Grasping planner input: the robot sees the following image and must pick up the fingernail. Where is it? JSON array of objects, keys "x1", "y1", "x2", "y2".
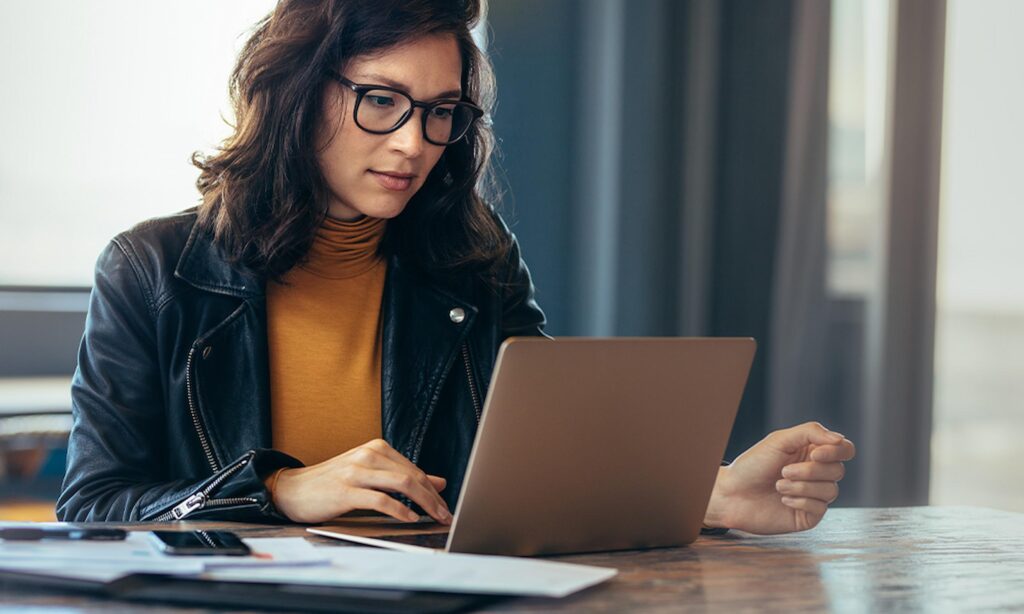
[
  {"x1": 776, "y1": 479, "x2": 789, "y2": 492},
  {"x1": 782, "y1": 466, "x2": 794, "y2": 478},
  {"x1": 781, "y1": 496, "x2": 796, "y2": 505}
]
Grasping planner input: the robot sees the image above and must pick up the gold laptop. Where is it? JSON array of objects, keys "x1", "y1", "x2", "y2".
[{"x1": 311, "y1": 337, "x2": 755, "y2": 557}]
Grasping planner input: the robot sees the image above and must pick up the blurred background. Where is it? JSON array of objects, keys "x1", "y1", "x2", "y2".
[{"x1": 0, "y1": 0, "x2": 1020, "y2": 521}]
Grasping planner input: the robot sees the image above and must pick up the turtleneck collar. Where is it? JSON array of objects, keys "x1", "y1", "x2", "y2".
[{"x1": 300, "y1": 214, "x2": 387, "y2": 279}]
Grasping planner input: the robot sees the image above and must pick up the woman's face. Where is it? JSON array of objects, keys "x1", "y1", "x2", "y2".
[{"x1": 317, "y1": 34, "x2": 463, "y2": 221}]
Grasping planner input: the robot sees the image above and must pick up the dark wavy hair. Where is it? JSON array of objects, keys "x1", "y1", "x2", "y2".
[{"x1": 193, "y1": 0, "x2": 510, "y2": 283}]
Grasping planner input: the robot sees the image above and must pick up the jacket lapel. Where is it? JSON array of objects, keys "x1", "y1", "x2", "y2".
[
  {"x1": 174, "y1": 219, "x2": 263, "y2": 300},
  {"x1": 380, "y1": 254, "x2": 478, "y2": 462},
  {"x1": 174, "y1": 221, "x2": 272, "y2": 468}
]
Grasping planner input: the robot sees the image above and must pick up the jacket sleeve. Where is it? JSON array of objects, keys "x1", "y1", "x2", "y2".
[
  {"x1": 56, "y1": 239, "x2": 300, "y2": 523},
  {"x1": 498, "y1": 230, "x2": 551, "y2": 340}
]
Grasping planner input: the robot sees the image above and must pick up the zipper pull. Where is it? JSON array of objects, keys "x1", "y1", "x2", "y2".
[{"x1": 171, "y1": 492, "x2": 207, "y2": 520}]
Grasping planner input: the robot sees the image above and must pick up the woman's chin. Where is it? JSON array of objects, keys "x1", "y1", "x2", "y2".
[
  {"x1": 361, "y1": 202, "x2": 409, "y2": 220},
  {"x1": 328, "y1": 196, "x2": 410, "y2": 221}
]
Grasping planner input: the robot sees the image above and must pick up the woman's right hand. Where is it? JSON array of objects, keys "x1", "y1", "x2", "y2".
[{"x1": 269, "y1": 439, "x2": 452, "y2": 525}]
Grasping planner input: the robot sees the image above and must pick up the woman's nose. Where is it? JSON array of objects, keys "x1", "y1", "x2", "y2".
[{"x1": 387, "y1": 109, "x2": 429, "y2": 157}]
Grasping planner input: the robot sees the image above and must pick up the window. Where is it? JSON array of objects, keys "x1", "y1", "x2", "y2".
[
  {"x1": 826, "y1": 0, "x2": 891, "y2": 299},
  {"x1": 931, "y1": 0, "x2": 1024, "y2": 512},
  {"x1": 0, "y1": 1, "x2": 277, "y2": 287}
]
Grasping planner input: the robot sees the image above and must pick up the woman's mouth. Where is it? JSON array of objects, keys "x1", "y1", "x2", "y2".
[{"x1": 369, "y1": 170, "x2": 414, "y2": 191}]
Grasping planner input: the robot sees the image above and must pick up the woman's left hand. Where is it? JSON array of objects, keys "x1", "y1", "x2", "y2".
[{"x1": 703, "y1": 422, "x2": 856, "y2": 535}]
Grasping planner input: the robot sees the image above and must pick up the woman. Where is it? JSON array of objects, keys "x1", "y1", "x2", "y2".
[{"x1": 57, "y1": 0, "x2": 854, "y2": 535}]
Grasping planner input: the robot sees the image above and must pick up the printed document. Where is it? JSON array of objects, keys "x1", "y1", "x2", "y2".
[{"x1": 206, "y1": 546, "x2": 617, "y2": 598}]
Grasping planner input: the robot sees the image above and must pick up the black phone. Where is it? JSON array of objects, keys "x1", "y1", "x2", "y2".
[{"x1": 150, "y1": 530, "x2": 251, "y2": 556}]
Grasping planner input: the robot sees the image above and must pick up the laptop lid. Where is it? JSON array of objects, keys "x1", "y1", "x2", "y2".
[{"x1": 445, "y1": 337, "x2": 755, "y2": 556}]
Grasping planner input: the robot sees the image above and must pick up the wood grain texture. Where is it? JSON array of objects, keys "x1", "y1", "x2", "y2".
[{"x1": 1, "y1": 507, "x2": 1022, "y2": 612}]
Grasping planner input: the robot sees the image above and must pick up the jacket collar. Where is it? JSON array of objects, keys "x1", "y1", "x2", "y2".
[
  {"x1": 174, "y1": 219, "x2": 264, "y2": 299},
  {"x1": 173, "y1": 215, "x2": 478, "y2": 308}
]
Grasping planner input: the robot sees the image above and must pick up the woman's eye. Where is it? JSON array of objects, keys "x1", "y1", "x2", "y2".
[
  {"x1": 431, "y1": 106, "x2": 453, "y2": 119},
  {"x1": 367, "y1": 95, "x2": 396, "y2": 107}
]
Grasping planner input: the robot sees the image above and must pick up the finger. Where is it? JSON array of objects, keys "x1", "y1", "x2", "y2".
[
  {"x1": 427, "y1": 475, "x2": 447, "y2": 492},
  {"x1": 357, "y1": 470, "x2": 451, "y2": 523},
  {"x1": 810, "y1": 440, "x2": 856, "y2": 462},
  {"x1": 346, "y1": 488, "x2": 420, "y2": 523},
  {"x1": 775, "y1": 479, "x2": 839, "y2": 503},
  {"x1": 362, "y1": 441, "x2": 449, "y2": 498},
  {"x1": 356, "y1": 470, "x2": 452, "y2": 524},
  {"x1": 781, "y1": 461, "x2": 845, "y2": 482},
  {"x1": 771, "y1": 422, "x2": 845, "y2": 454},
  {"x1": 779, "y1": 496, "x2": 828, "y2": 517},
  {"x1": 349, "y1": 444, "x2": 450, "y2": 514}
]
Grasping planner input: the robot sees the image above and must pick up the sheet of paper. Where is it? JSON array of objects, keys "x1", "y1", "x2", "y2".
[
  {"x1": 205, "y1": 546, "x2": 618, "y2": 598},
  {"x1": 0, "y1": 531, "x2": 173, "y2": 565},
  {"x1": 0, "y1": 533, "x2": 328, "y2": 574},
  {"x1": 208, "y1": 537, "x2": 330, "y2": 568},
  {"x1": 1, "y1": 558, "x2": 204, "y2": 580}
]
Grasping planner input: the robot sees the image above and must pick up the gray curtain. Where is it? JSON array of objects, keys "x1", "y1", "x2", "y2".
[
  {"x1": 766, "y1": 1, "x2": 832, "y2": 434},
  {"x1": 858, "y1": 0, "x2": 947, "y2": 506}
]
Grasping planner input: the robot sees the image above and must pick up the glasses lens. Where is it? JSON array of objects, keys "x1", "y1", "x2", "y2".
[
  {"x1": 425, "y1": 102, "x2": 477, "y2": 145},
  {"x1": 356, "y1": 89, "x2": 412, "y2": 132}
]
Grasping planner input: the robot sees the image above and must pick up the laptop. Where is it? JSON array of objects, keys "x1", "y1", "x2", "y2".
[{"x1": 310, "y1": 337, "x2": 755, "y2": 557}]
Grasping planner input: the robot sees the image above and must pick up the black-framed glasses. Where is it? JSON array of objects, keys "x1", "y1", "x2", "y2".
[{"x1": 328, "y1": 72, "x2": 484, "y2": 146}]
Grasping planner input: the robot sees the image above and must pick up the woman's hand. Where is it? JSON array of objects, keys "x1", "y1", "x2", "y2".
[
  {"x1": 270, "y1": 439, "x2": 452, "y2": 525},
  {"x1": 703, "y1": 422, "x2": 856, "y2": 535}
]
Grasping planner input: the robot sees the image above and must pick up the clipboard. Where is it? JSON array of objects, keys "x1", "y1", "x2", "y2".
[{"x1": 0, "y1": 568, "x2": 503, "y2": 613}]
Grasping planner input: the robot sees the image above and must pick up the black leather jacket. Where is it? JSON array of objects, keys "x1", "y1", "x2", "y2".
[{"x1": 56, "y1": 209, "x2": 546, "y2": 522}]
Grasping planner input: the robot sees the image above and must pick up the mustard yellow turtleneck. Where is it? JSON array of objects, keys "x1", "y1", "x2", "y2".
[{"x1": 266, "y1": 214, "x2": 387, "y2": 467}]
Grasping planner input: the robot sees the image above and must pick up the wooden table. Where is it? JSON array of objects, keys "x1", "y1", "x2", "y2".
[{"x1": 1, "y1": 506, "x2": 1022, "y2": 612}]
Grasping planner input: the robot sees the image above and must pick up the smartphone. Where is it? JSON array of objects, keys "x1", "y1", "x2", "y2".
[{"x1": 150, "y1": 530, "x2": 251, "y2": 556}]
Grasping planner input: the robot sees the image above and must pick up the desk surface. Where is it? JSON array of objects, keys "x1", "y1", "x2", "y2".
[{"x1": 1, "y1": 506, "x2": 1022, "y2": 612}]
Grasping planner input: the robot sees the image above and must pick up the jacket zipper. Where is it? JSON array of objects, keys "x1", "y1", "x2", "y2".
[
  {"x1": 461, "y1": 343, "x2": 482, "y2": 423},
  {"x1": 154, "y1": 451, "x2": 257, "y2": 521},
  {"x1": 186, "y1": 343, "x2": 219, "y2": 473}
]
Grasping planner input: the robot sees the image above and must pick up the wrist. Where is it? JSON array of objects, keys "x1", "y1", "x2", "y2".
[
  {"x1": 270, "y1": 467, "x2": 325, "y2": 523},
  {"x1": 703, "y1": 465, "x2": 732, "y2": 529},
  {"x1": 265, "y1": 468, "x2": 288, "y2": 501},
  {"x1": 263, "y1": 467, "x2": 298, "y2": 521}
]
